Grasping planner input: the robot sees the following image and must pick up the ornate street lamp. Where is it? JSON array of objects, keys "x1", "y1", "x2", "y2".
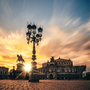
[{"x1": 26, "y1": 23, "x2": 43, "y2": 82}]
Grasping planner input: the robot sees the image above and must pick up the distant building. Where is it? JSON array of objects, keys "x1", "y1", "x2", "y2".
[
  {"x1": 0, "y1": 67, "x2": 8, "y2": 79},
  {"x1": 38, "y1": 56, "x2": 86, "y2": 80}
]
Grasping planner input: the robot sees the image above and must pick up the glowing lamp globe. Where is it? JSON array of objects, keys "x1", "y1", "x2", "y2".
[
  {"x1": 38, "y1": 27, "x2": 43, "y2": 37},
  {"x1": 27, "y1": 24, "x2": 32, "y2": 30},
  {"x1": 36, "y1": 34, "x2": 39, "y2": 39},
  {"x1": 32, "y1": 25, "x2": 36, "y2": 34}
]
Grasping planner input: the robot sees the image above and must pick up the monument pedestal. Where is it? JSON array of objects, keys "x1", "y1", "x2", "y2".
[
  {"x1": 29, "y1": 73, "x2": 39, "y2": 82},
  {"x1": 28, "y1": 61, "x2": 39, "y2": 82}
]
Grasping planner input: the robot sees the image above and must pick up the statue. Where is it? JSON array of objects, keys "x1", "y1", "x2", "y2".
[
  {"x1": 16, "y1": 54, "x2": 25, "y2": 63},
  {"x1": 50, "y1": 56, "x2": 54, "y2": 62}
]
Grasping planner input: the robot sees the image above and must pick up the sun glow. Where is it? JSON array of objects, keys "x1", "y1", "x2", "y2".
[{"x1": 24, "y1": 64, "x2": 31, "y2": 72}]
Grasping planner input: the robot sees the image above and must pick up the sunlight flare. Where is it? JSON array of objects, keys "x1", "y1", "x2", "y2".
[{"x1": 24, "y1": 64, "x2": 31, "y2": 72}]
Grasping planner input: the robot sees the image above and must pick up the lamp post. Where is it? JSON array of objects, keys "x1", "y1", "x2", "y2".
[{"x1": 26, "y1": 23, "x2": 43, "y2": 82}]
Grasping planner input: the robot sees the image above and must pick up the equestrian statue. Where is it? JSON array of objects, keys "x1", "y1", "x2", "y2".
[{"x1": 16, "y1": 54, "x2": 25, "y2": 63}]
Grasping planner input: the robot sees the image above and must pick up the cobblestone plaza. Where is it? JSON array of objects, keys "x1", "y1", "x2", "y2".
[{"x1": 0, "y1": 80, "x2": 90, "y2": 90}]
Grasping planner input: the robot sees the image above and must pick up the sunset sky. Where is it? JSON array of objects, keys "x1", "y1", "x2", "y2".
[{"x1": 0, "y1": 0, "x2": 90, "y2": 71}]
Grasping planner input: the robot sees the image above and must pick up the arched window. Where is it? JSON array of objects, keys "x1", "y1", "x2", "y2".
[
  {"x1": 49, "y1": 69, "x2": 52, "y2": 73},
  {"x1": 50, "y1": 64, "x2": 54, "y2": 66},
  {"x1": 61, "y1": 68, "x2": 64, "y2": 72},
  {"x1": 72, "y1": 68, "x2": 74, "y2": 72},
  {"x1": 68, "y1": 68, "x2": 71, "y2": 72},
  {"x1": 57, "y1": 68, "x2": 60, "y2": 72},
  {"x1": 65, "y1": 68, "x2": 68, "y2": 72}
]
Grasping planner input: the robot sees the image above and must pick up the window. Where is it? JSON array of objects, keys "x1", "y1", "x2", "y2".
[
  {"x1": 64, "y1": 68, "x2": 68, "y2": 72},
  {"x1": 5, "y1": 72, "x2": 7, "y2": 75},
  {"x1": 49, "y1": 69, "x2": 52, "y2": 73},
  {"x1": 74, "y1": 69, "x2": 76, "y2": 72},
  {"x1": 57, "y1": 68, "x2": 60, "y2": 72},
  {"x1": 72, "y1": 68, "x2": 74, "y2": 72},
  {"x1": 61, "y1": 68, "x2": 64, "y2": 73},
  {"x1": 53, "y1": 68, "x2": 55, "y2": 72},
  {"x1": 68, "y1": 68, "x2": 71, "y2": 72}
]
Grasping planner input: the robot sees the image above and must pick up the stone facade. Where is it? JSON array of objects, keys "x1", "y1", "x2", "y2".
[
  {"x1": 38, "y1": 57, "x2": 86, "y2": 80},
  {"x1": 0, "y1": 67, "x2": 8, "y2": 79}
]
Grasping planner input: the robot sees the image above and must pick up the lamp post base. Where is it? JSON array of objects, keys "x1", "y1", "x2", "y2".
[{"x1": 29, "y1": 73, "x2": 39, "y2": 82}]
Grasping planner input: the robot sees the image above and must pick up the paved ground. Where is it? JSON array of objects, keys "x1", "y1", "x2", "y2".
[{"x1": 0, "y1": 80, "x2": 90, "y2": 90}]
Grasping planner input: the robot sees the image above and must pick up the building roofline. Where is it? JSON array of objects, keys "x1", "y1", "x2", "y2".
[
  {"x1": 55, "y1": 58, "x2": 71, "y2": 61},
  {"x1": 0, "y1": 66, "x2": 9, "y2": 69}
]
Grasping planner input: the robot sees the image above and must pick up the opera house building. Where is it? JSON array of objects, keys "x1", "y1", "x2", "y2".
[{"x1": 38, "y1": 56, "x2": 86, "y2": 80}]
